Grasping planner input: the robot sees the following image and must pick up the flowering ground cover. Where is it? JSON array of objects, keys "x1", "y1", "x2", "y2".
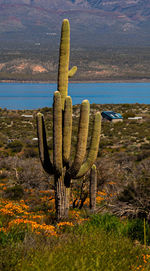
[{"x1": 0, "y1": 177, "x2": 150, "y2": 271}]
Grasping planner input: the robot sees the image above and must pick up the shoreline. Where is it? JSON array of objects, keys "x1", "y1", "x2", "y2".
[{"x1": 1, "y1": 79, "x2": 150, "y2": 84}]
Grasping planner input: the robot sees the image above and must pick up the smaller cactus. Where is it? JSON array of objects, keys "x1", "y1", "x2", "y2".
[{"x1": 90, "y1": 164, "x2": 97, "y2": 212}]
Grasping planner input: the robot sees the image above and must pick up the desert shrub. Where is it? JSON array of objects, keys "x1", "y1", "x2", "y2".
[
  {"x1": 17, "y1": 158, "x2": 50, "y2": 190},
  {"x1": 136, "y1": 150, "x2": 150, "y2": 161},
  {"x1": 108, "y1": 158, "x2": 150, "y2": 220},
  {"x1": 4, "y1": 185, "x2": 24, "y2": 200},
  {"x1": 125, "y1": 218, "x2": 150, "y2": 244},
  {"x1": 0, "y1": 141, "x2": 3, "y2": 148},
  {"x1": 0, "y1": 132, "x2": 8, "y2": 145},
  {"x1": 25, "y1": 140, "x2": 38, "y2": 148},
  {"x1": 0, "y1": 157, "x2": 51, "y2": 190},
  {"x1": 0, "y1": 150, "x2": 9, "y2": 158},
  {"x1": 140, "y1": 143, "x2": 150, "y2": 150},
  {"x1": 110, "y1": 182, "x2": 150, "y2": 219},
  {"x1": 0, "y1": 171, "x2": 8, "y2": 180},
  {"x1": 118, "y1": 183, "x2": 138, "y2": 203},
  {"x1": 40, "y1": 107, "x2": 52, "y2": 114},
  {"x1": 99, "y1": 138, "x2": 113, "y2": 149},
  {"x1": 7, "y1": 140, "x2": 23, "y2": 153},
  {"x1": 122, "y1": 111, "x2": 135, "y2": 119},
  {"x1": 23, "y1": 148, "x2": 38, "y2": 158}
]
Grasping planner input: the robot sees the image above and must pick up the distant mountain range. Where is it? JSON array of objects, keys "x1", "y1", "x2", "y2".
[{"x1": 1, "y1": 0, "x2": 150, "y2": 49}]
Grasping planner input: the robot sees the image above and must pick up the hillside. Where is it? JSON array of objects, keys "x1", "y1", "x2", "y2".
[
  {"x1": 1, "y1": 0, "x2": 150, "y2": 48},
  {"x1": 1, "y1": 47, "x2": 150, "y2": 82}
]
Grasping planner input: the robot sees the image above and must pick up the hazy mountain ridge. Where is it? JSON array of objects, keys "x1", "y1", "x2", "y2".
[{"x1": 0, "y1": 0, "x2": 150, "y2": 48}]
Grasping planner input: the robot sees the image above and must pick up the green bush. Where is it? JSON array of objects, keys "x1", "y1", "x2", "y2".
[
  {"x1": 7, "y1": 140, "x2": 23, "y2": 153},
  {"x1": 83, "y1": 214, "x2": 150, "y2": 245},
  {"x1": 86, "y1": 213, "x2": 125, "y2": 235},
  {"x1": 125, "y1": 218, "x2": 150, "y2": 244}
]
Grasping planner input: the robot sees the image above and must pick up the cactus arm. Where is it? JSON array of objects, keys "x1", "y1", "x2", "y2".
[
  {"x1": 37, "y1": 113, "x2": 53, "y2": 174},
  {"x1": 63, "y1": 96, "x2": 72, "y2": 167},
  {"x1": 53, "y1": 91, "x2": 63, "y2": 175},
  {"x1": 75, "y1": 112, "x2": 101, "y2": 179},
  {"x1": 65, "y1": 100, "x2": 90, "y2": 179},
  {"x1": 57, "y1": 19, "x2": 70, "y2": 110},
  {"x1": 68, "y1": 66, "x2": 77, "y2": 78}
]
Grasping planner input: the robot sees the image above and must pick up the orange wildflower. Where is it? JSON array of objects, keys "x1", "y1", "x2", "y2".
[
  {"x1": 57, "y1": 221, "x2": 74, "y2": 227},
  {"x1": 7, "y1": 219, "x2": 57, "y2": 237}
]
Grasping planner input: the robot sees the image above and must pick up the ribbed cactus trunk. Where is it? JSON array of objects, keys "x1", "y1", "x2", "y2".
[
  {"x1": 37, "y1": 19, "x2": 101, "y2": 220},
  {"x1": 55, "y1": 176, "x2": 69, "y2": 219}
]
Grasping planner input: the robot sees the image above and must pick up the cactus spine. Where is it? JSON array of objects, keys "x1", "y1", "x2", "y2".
[{"x1": 37, "y1": 19, "x2": 101, "y2": 220}]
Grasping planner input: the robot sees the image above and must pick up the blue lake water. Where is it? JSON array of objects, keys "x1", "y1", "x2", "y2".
[{"x1": 0, "y1": 82, "x2": 150, "y2": 109}]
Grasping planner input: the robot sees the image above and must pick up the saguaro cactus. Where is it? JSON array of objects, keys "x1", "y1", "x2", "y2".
[{"x1": 37, "y1": 19, "x2": 101, "y2": 220}]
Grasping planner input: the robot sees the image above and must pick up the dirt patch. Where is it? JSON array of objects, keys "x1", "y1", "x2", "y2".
[
  {"x1": 16, "y1": 63, "x2": 28, "y2": 71},
  {"x1": 32, "y1": 65, "x2": 47, "y2": 73},
  {"x1": 0, "y1": 63, "x2": 5, "y2": 70}
]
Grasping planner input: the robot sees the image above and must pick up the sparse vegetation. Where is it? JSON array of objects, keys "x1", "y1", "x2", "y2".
[{"x1": 1, "y1": 103, "x2": 150, "y2": 269}]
